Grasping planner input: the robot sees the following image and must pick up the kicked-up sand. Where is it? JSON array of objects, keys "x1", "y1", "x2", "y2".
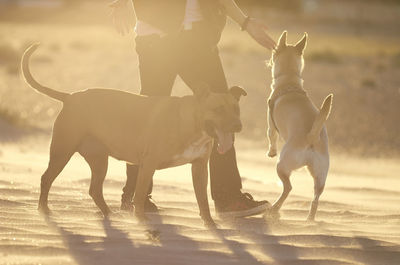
[{"x1": 0, "y1": 141, "x2": 399, "y2": 265}]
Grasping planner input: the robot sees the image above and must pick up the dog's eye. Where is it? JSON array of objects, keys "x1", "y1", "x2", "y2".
[{"x1": 213, "y1": 106, "x2": 225, "y2": 115}]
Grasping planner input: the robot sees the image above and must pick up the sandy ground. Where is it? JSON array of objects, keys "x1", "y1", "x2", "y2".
[
  {"x1": 0, "y1": 140, "x2": 399, "y2": 265},
  {"x1": 1, "y1": 2, "x2": 400, "y2": 264}
]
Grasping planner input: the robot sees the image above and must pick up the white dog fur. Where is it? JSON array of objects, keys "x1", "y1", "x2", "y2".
[{"x1": 267, "y1": 31, "x2": 333, "y2": 221}]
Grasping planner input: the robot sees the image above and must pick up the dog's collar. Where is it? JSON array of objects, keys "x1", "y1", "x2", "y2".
[
  {"x1": 273, "y1": 71, "x2": 302, "y2": 80},
  {"x1": 268, "y1": 74, "x2": 307, "y2": 133},
  {"x1": 271, "y1": 73, "x2": 303, "y2": 91}
]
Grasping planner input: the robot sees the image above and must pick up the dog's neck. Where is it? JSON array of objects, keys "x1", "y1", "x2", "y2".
[
  {"x1": 177, "y1": 98, "x2": 210, "y2": 146},
  {"x1": 271, "y1": 72, "x2": 304, "y2": 92}
]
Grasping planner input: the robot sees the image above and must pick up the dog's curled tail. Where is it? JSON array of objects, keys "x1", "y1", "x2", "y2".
[
  {"x1": 307, "y1": 94, "x2": 333, "y2": 146},
  {"x1": 21, "y1": 43, "x2": 69, "y2": 102}
]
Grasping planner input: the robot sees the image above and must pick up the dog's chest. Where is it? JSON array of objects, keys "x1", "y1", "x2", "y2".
[{"x1": 160, "y1": 133, "x2": 212, "y2": 168}]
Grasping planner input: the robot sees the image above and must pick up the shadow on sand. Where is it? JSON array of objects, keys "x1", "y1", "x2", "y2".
[
  {"x1": 44, "y1": 212, "x2": 264, "y2": 265},
  {"x1": 44, "y1": 211, "x2": 399, "y2": 265}
]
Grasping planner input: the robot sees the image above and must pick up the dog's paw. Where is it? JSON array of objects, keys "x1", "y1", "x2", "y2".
[
  {"x1": 306, "y1": 215, "x2": 316, "y2": 222},
  {"x1": 120, "y1": 201, "x2": 134, "y2": 212},
  {"x1": 38, "y1": 205, "x2": 52, "y2": 216},
  {"x1": 135, "y1": 211, "x2": 149, "y2": 224},
  {"x1": 264, "y1": 208, "x2": 281, "y2": 221},
  {"x1": 203, "y1": 218, "x2": 218, "y2": 229},
  {"x1": 267, "y1": 148, "x2": 277, "y2": 158},
  {"x1": 110, "y1": 211, "x2": 125, "y2": 219}
]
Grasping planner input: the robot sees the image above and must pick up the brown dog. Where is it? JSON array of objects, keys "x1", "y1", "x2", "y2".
[{"x1": 21, "y1": 44, "x2": 246, "y2": 227}]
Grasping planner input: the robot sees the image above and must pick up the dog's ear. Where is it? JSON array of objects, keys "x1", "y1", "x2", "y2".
[
  {"x1": 229, "y1": 86, "x2": 247, "y2": 101},
  {"x1": 295, "y1": 32, "x2": 307, "y2": 54},
  {"x1": 192, "y1": 82, "x2": 211, "y2": 101},
  {"x1": 277, "y1": 31, "x2": 287, "y2": 50}
]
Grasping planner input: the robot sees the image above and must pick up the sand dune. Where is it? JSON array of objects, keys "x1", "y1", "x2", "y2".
[{"x1": 1, "y1": 143, "x2": 399, "y2": 265}]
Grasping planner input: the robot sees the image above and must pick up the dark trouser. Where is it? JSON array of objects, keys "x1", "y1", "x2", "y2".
[{"x1": 122, "y1": 24, "x2": 242, "y2": 205}]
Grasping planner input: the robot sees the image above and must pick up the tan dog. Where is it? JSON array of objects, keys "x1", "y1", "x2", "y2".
[
  {"x1": 21, "y1": 44, "x2": 247, "y2": 227},
  {"x1": 267, "y1": 32, "x2": 333, "y2": 221}
]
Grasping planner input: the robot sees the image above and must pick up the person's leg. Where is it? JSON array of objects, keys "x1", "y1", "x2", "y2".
[
  {"x1": 122, "y1": 35, "x2": 178, "y2": 210},
  {"x1": 178, "y1": 27, "x2": 270, "y2": 217},
  {"x1": 177, "y1": 29, "x2": 243, "y2": 203}
]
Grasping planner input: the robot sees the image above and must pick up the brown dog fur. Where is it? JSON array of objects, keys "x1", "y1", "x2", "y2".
[{"x1": 21, "y1": 44, "x2": 246, "y2": 227}]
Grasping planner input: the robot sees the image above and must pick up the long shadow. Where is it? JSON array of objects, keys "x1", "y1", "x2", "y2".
[
  {"x1": 349, "y1": 236, "x2": 400, "y2": 265},
  {"x1": 224, "y1": 215, "x2": 400, "y2": 265},
  {"x1": 45, "y1": 215, "x2": 147, "y2": 265},
  {"x1": 211, "y1": 226, "x2": 267, "y2": 265},
  {"x1": 44, "y1": 212, "x2": 255, "y2": 265},
  {"x1": 214, "y1": 216, "x2": 301, "y2": 264}
]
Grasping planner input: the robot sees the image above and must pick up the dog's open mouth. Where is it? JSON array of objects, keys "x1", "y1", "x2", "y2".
[{"x1": 205, "y1": 121, "x2": 233, "y2": 154}]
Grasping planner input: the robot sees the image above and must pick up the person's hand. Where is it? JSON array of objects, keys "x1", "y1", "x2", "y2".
[
  {"x1": 245, "y1": 18, "x2": 276, "y2": 50},
  {"x1": 109, "y1": 0, "x2": 133, "y2": 36}
]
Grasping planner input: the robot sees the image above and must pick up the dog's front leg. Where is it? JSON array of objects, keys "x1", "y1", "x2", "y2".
[
  {"x1": 267, "y1": 111, "x2": 278, "y2": 158},
  {"x1": 191, "y1": 158, "x2": 215, "y2": 228},
  {"x1": 132, "y1": 161, "x2": 156, "y2": 222}
]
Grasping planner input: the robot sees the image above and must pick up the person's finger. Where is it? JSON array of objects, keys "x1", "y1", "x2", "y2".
[
  {"x1": 116, "y1": 16, "x2": 126, "y2": 36},
  {"x1": 115, "y1": 19, "x2": 123, "y2": 35},
  {"x1": 124, "y1": 20, "x2": 131, "y2": 35},
  {"x1": 122, "y1": 20, "x2": 130, "y2": 35},
  {"x1": 254, "y1": 21, "x2": 275, "y2": 46},
  {"x1": 258, "y1": 35, "x2": 275, "y2": 50},
  {"x1": 122, "y1": 24, "x2": 128, "y2": 36},
  {"x1": 252, "y1": 32, "x2": 271, "y2": 48},
  {"x1": 119, "y1": 19, "x2": 125, "y2": 35},
  {"x1": 119, "y1": 22, "x2": 125, "y2": 36},
  {"x1": 266, "y1": 35, "x2": 276, "y2": 47},
  {"x1": 121, "y1": 24, "x2": 126, "y2": 36},
  {"x1": 265, "y1": 37, "x2": 276, "y2": 50},
  {"x1": 112, "y1": 16, "x2": 120, "y2": 34},
  {"x1": 258, "y1": 31, "x2": 276, "y2": 48},
  {"x1": 112, "y1": 16, "x2": 117, "y2": 32}
]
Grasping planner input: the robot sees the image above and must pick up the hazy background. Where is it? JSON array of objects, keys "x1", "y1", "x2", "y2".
[
  {"x1": 0, "y1": 0, "x2": 399, "y2": 157},
  {"x1": 1, "y1": 2, "x2": 400, "y2": 264}
]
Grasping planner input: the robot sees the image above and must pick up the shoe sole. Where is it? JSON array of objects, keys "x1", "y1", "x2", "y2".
[{"x1": 216, "y1": 202, "x2": 272, "y2": 219}]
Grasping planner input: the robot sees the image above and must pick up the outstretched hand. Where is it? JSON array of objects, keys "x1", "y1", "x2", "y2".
[
  {"x1": 245, "y1": 18, "x2": 276, "y2": 50},
  {"x1": 109, "y1": 0, "x2": 133, "y2": 36}
]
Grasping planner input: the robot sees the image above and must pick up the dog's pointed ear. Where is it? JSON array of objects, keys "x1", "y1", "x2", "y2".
[
  {"x1": 277, "y1": 31, "x2": 287, "y2": 50},
  {"x1": 295, "y1": 32, "x2": 307, "y2": 54},
  {"x1": 192, "y1": 82, "x2": 211, "y2": 101},
  {"x1": 229, "y1": 86, "x2": 247, "y2": 101}
]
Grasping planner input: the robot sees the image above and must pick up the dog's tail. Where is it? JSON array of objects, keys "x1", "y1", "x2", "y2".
[
  {"x1": 307, "y1": 94, "x2": 333, "y2": 146},
  {"x1": 21, "y1": 43, "x2": 69, "y2": 102}
]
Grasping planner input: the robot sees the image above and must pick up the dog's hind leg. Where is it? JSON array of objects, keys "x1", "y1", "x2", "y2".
[
  {"x1": 85, "y1": 154, "x2": 110, "y2": 217},
  {"x1": 271, "y1": 161, "x2": 293, "y2": 213},
  {"x1": 306, "y1": 159, "x2": 328, "y2": 221},
  {"x1": 38, "y1": 122, "x2": 78, "y2": 214},
  {"x1": 39, "y1": 154, "x2": 73, "y2": 214},
  {"x1": 79, "y1": 138, "x2": 110, "y2": 217}
]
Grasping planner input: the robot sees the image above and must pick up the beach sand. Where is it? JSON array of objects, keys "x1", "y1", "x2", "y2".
[
  {"x1": 1, "y1": 2, "x2": 400, "y2": 263},
  {"x1": 1, "y1": 141, "x2": 399, "y2": 265}
]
